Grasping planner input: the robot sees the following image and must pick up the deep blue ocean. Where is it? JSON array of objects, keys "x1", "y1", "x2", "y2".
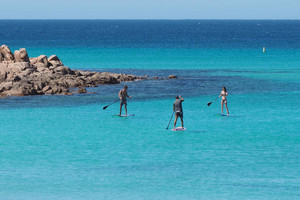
[{"x1": 0, "y1": 20, "x2": 299, "y2": 199}]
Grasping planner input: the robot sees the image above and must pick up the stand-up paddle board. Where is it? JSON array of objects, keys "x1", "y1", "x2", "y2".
[
  {"x1": 171, "y1": 127, "x2": 186, "y2": 131},
  {"x1": 113, "y1": 114, "x2": 135, "y2": 117},
  {"x1": 216, "y1": 114, "x2": 233, "y2": 117}
]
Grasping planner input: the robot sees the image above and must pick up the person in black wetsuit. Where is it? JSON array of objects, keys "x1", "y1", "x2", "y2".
[{"x1": 173, "y1": 95, "x2": 184, "y2": 129}]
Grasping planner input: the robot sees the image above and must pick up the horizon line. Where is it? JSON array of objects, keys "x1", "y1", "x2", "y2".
[{"x1": 0, "y1": 18, "x2": 300, "y2": 21}]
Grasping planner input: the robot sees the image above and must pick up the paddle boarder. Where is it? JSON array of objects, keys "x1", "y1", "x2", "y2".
[
  {"x1": 219, "y1": 86, "x2": 230, "y2": 115},
  {"x1": 173, "y1": 95, "x2": 184, "y2": 129},
  {"x1": 119, "y1": 85, "x2": 132, "y2": 116}
]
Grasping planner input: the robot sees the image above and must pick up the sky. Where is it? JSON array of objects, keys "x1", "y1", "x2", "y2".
[{"x1": 0, "y1": 0, "x2": 299, "y2": 19}]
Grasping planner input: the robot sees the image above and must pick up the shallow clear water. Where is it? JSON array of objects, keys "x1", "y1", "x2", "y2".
[{"x1": 0, "y1": 20, "x2": 299, "y2": 199}]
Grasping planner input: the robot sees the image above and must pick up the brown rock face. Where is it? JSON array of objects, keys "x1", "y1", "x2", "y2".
[
  {"x1": 54, "y1": 66, "x2": 73, "y2": 75},
  {"x1": 0, "y1": 45, "x2": 14, "y2": 62},
  {"x1": 48, "y1": 55, "x2": 63, "y2": 67},
  {"x1": 168, "y1": 75, "x2": 178, "y2": 79},
  {"x1": 0, "y1": 52, "x2": 4, "y2": 62},
  {"x1": 20, "y1": 48, "x2": 30, "y2": 63},
  {"x1": 77, "y1": 87, "x2": 87, "y2": 93},
  {"x1": 14, "y1": 48, "x2": 30, "y2": 63},
  {"x1": 0, "y1": 45, "x2": 151, "y2": 98},
  {"x1": 36, "y1": 55, "x2": 49, "y2": 66},
  {"x1": 14, "y1": 50, "x2": 21, "y2": 62}
]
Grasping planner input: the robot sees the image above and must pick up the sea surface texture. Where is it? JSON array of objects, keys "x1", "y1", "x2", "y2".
[{"x1": 0, "y1": 20, "x2": 299, "y2": 199}]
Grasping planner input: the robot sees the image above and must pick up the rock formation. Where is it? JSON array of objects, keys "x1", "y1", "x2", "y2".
[
  {"x1": 0, "y1": 45, "x2": 146, "y2": 97},
  {"x1": 168, "y1": 75, "x2": 178, "y2": 79},
  {"x1": 14, "y1": 48, "x2": 30, "y2": 63},
  {"x1": 1, "y1": 45, "x2": 14, "y2": 62}
]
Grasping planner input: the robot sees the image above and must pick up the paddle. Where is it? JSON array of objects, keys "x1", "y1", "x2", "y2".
[
  {"x1": 103, "y1": 99, "x2": 120, "y2": 110},
  {"x1": 207, "y1": 96, "x2": 219, "y2": 106},
  {"x1": 166, "y1": 112, "x2": 174, "y2": 129}
]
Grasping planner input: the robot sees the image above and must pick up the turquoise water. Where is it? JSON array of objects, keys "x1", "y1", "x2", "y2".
[
  {"x1": 1, "y1": 20, "x2": 300, "y2": 199},
  {"x1": 21, "y1": 47, "x2": 300, "y2": 83},
  {"x1": 1, "y1": 94, "x2": 299, "y2": 199},
  {"x1": 18, "y1": 47, "x2": 300, "y2": 71}
]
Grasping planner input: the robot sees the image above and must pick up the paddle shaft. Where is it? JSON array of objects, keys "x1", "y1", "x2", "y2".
[
  {"x1": 103, "y1": 99, "x2": 120, "y2": 110},
  {"x1": 212, "y1": 96, "x2": 219, "y2": 103},
  {"x1": 207, "y1": 96, "x2": 219, "y2": 106},
  {"x1": 166, "y1": 112, "x2": 174, "y2": 129}
]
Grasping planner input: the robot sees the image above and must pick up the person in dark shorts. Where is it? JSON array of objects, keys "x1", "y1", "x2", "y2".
[
  {"x1": 118, "y1": 85, "x2": 132, "y2": 116},
  {"x1": 173, "y1": 95, "x2": 184, "y2": 129}
]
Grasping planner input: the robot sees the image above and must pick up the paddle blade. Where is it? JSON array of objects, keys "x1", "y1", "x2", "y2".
[
  {"x1": 207, "y1": 102, "x2": 212, "y2": 106},
  {"x1": 103, "y1": 105, "x2": 109, "y2": 110}
]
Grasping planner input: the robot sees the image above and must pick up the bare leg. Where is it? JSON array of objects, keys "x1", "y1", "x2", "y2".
[
  {"x1": 221, "y1": 100, "x2": 224, "y2": 115},
  {"x1": 173, "y1": 115, "x2": 178, "y2": 129},
  {"x1": 181, "y1": 118, "x2": 184, "y2": 128},
  {"x1": 225, "y1": 101, "x2": 229, "y2": 115}
]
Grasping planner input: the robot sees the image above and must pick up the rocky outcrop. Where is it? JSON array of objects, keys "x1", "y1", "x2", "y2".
[
  {"x1": 168, "y1": 75, "x2": 178, "y2": 79},
  {"x1": 0, "y1": 45, "x2": 14, "y2": 62},
  {"x1": 0, "y1": 45, "x2": 147, "y2": 97},
  {"x1": 14, "y1": 48, "x2": 30, "y2": 63},
  {"x1": 77, "y1": 87, "x2": 87, "y2": 93},
  {"x1": 48, "y1": 55, "x2": 63, "y2": 68}
]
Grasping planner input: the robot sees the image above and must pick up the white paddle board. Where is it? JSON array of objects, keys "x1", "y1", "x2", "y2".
[
  {"x1": 171, "y1": 127, "x2": 186, "y2": 131},
  {"x1": 216, "y1": 114, "x2": 233, "y2": 117},
  {"x1": 113, "y1": 114, "x2": 135, "y2": 117}
]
